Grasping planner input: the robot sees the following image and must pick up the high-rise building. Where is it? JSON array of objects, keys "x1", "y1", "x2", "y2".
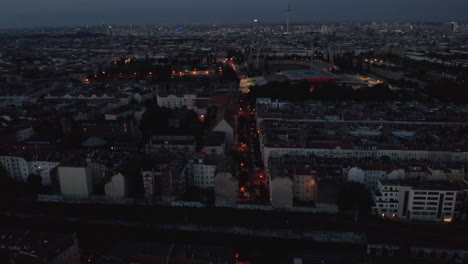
[
  {"x1": 253, "y1": 19, "x2": 260, "y2": 34},
  {"x1": 450, "y1": 22, "x2": 459, "y2": 32}
]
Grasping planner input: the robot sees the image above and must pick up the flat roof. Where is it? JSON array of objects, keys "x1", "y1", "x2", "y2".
[
  {"x1": 380, "y1": 179, "x2": 467, "y2": 191},
  {"x1": 283, "y1": 70, "x2": 337, "y2": 81}
]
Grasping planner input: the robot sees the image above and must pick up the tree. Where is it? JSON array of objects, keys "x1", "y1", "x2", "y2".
[
  {"x1": 0, "y1": 163, "x2": 8, "y2": 180},
  {"x1": 220, "y1": 65, "x2": 239, "y2": 82},
  {"x1": 184, "y1": 186, "x2": 202, "y2": 201},
  {"x1": 0, "y1": 164, "x2": 13, "y2": 192},
  {"x1": 427, "y1": 78, "x2": 468, "y2": 104},
  {"x1": 139, "y1": 106, "x2": 171, "y2": 133},
  {"x1": 140, "y1": 106, "x2": 205, "y2": 149},
  {"x1": 27, "y1": 173, "x2": 43, "y2": 197},
  {"x1": 204, "y1": 105, "x2": 220, "y2": 128},
  {"x1": 0, "y1": 164, "x2": 15, "y2": 206},
  {"x1": 337, "y1": 182, "x2": 372, "y2": 220}
]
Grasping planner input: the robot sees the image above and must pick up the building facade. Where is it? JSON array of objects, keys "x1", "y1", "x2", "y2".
[
  {"x1": 58, "y1": 166, "x2": 94, "y2": 198},
  {"x1": 0, "y1": 154, "x2": 59, "y2": 184},
  {"x1": 157, "y1": 93, "x2": 196, "y2": 109},
  {"x1": 144, "y1": 135, "x2": 196, "y2": 154},
  {"x1": 372, "y1": 179, "x2": 468, "y2": 222}
]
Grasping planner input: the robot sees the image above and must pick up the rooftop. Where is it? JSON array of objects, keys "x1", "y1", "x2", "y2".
[
  {"x1": 147, "y1": 135, "x2": 195, "y2": 145},
  {"x1": 283, "y1": 69, "x2": 337, "y2": 81},
  {"x1": 204, "y1": 131, "x2": 226, "y2": 147},
  {"x1": 379, "y1": 179, "x2": 468, "y2": 191}
]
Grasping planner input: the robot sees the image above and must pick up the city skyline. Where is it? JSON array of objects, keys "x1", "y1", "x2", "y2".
[
  {"x1": 1, "y1": 0, "x2": 468, "y2": 28},
  {"x1": 1, "y1": 1, "x2": 468, "y2": 262}
]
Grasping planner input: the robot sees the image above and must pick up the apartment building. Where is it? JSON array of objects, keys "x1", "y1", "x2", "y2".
[
  {"x1": 372, "y1": 179, "x2": 468, "y2": 222},
  {"x1": 144, "y1": 135, "x2": 196, "y2": 154},
  {"x1": 185, "y1": 154, "x2": 219, "y2": 189},
  {"x1": 0, "y1": 153, "x2": 60, "y2": 184},
  {"x1": 157, "y1": 93, "x2": 196, "y2": 109}
]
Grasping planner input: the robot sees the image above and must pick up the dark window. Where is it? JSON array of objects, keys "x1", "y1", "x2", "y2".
[
  {"x1": 403, "y1": 191, "x2": 409, "y2": 216},
  {"x1": 437, "y1": 193, "x2": 445, "y2": 219}
]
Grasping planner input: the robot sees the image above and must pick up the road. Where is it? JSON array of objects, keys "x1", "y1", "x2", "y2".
[{"x1": 237, "y1": 93, "x2": 267, "y2": 204}]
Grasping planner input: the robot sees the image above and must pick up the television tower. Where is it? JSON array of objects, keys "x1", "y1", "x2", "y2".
[{"x1": 286, "y1": 0, "x2": 292, "y2": 34}]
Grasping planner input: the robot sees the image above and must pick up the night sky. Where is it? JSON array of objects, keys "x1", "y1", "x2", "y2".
[{"x1": 1, "y1": 0, "x2": 467, "y2": 27}]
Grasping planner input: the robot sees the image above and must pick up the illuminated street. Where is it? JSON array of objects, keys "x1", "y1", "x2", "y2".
[{"x1": 237, "y1": 91, "x2": 268, "y2": 205}]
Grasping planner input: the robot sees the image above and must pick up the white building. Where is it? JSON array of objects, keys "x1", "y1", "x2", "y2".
[
  {"x1": 372, "y1": 179, "x2": 468, "y2": 222},
  {"x1": 157, "y1": 93, "x2": 196, "y2": 109},
  {"x1": 260, "y1": 144, "x2": 468, "y2": 173},
  {"x1": 450, "y1": 22, "x2": 459, "y2": 32},
  {"x1": 28, "y1": 159, "x2": 60, "y2": 185},
  {"x1": 215, "y1": 172, "x2": 238, "y2": 207},
  {"x1": 320, "y1": 24, "x2": 335, "y2": 34},
  {"x1": 269, "y1": 165, "x2": 318, "y2": 207},
  {"x1": 204, "y1": 131, "x2": 226, "y2": 156},
  {"x1": 212, "y1": 119, "x2": 234, "y2": 148},
  {"x1": 104, "y1": 172, "x2": 126, "y2": 199},
  {"x1": 192, "y1": 163, "x2": 216, "y2": 189},
  {"x1": 346, "y1": 167, "x2": 403, "y2": 190},
  {"x1": 185, "y1": 155, "x2": 218, "y2": 189},
  {"x1": 270, "y1": 176, "x2": 294, "y2": 209},
  {"x1": 293, "y1": 169, "x2": 318, "y2": 202},
  {"x1": 0, "y1": 156, "x2": 29, "y2": 182},
  {"x1": 86, "y1": 160, "x2": 106, "y2": 185},
  {"x1": 256, "y1": 98, "x2": 290, "y2": 110},
  {"x1": 144, "y1": 135, "x2": 196, "y2": 154},
  {"x1": 0, "y1": 154, "x2": 60, "y2": 184},
  {"x1": 142, "y1": 170, "x2": 155, "y2": 201},
  {"x1": 58, "y1": 165, "x2": 94, "y2": 198}
]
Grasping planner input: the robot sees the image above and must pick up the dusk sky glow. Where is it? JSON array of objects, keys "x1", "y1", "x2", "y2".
[{"x1": 1, "y1": 0, "x2": 468, "y2": 27}]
